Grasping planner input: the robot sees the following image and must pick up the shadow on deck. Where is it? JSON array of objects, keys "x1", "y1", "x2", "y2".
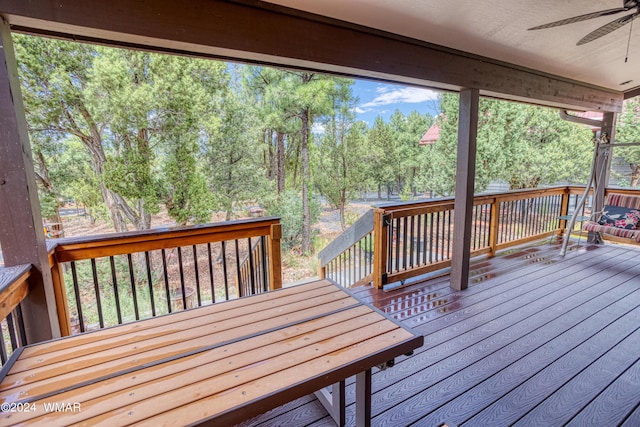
[{"x1": 237, "y1": 240, "x2": 640, "y2": 426}]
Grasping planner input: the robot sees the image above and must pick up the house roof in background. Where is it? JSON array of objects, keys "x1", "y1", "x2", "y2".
[{"x1": 420, "y1": 123, "x2": 440, "y2": 145}]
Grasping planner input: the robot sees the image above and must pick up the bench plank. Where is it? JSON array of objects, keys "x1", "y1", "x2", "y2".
[
  {"x1": 19, "y1": 279, "x2": 334, "y2": 358},
  {"x1": 13, "y1": 283, "x2": 345, "y2": 367}
]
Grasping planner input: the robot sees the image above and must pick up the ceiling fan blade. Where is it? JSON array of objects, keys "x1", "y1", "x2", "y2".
[
  {"x1": 577, "y1": 13, "x2": 638, "y2": 45},
  {"x1": 528, "y1": 8, "x2": 628, "y2": 30}
]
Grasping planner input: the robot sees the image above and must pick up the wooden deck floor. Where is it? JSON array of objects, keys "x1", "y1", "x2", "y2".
[{"x1": 237, "y1": 241, "x2": 640, "y2": 426}]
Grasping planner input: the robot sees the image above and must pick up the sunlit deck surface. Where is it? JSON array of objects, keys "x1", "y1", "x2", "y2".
[{"x1": 237, "y1": 240, "x2": 640, "y2": 426}]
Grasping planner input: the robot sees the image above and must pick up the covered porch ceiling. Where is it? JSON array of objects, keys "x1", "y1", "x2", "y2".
[
  {"x1": 267, "y1": 0, "x2": 640, "y2": 100},
  {"x1": 0, "y1": 0, "x2": 631, "y2": 112}
]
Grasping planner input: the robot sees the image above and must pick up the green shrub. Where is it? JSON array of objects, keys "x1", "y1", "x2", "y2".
[{"x1": 264, "y1": 190, "x2": 321, "y2": 251}]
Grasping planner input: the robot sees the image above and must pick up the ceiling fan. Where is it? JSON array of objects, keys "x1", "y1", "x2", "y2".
[{"x1": 528, "y1": 0, "x2": 640, "y2": 45}]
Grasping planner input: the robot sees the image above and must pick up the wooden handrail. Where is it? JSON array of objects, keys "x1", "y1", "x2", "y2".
[
  {"x1": 53, "y1": 217, "x2": 280, "y2": 262},
  {"x1": 0, "y1": 264, "x2": 30, "y2": 322},
  {"x1": 318, "y1": 209, "x2": 374, "y2": 269},
  {"x1": 48, "y1": 217, "x2": 283, "y2": 336}
]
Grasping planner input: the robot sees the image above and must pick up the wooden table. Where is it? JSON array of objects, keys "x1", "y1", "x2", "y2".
[{"x1": 0, "y1": 279, "x2": 423, "y2": 426}]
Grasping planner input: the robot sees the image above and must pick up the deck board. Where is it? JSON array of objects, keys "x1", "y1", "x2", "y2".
[{"x1": 237, "y1": 241, "x2": 640, "y2": 426}]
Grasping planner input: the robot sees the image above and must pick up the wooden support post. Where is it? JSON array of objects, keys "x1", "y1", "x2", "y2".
[
  {"x1": 268, "y1": 223, "x2": 282, "y2": 290},
  {"x1": 487, "y1": 198, "x2": 499, "y2": 257},
  {"x1": 559, "y1": 190, "x2": 570, "y2": 237},
  {"x1": 0, "y1": 18, "x2": 60, "y2": 341},
  {"x1": 450, "y1": 88, "x2": 479, "y2": 291},
  {"x1": 372, "y1": 209, "x2": 388, "y2": 289},
  {"x1": 50, "y1": 253, "x2": 72, "y2": 336},
  {"x1": 318, "y1": 260, "x2": 326, "y2": 279}
]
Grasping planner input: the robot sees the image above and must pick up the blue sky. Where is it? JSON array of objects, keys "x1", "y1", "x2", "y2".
[{"x1": 351, "y1": 79, "x2": 441, "y2": 125}]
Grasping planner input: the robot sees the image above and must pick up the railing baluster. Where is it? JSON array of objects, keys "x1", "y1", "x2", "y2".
[
  {"x1": 447, "y1": 209, "x2": 452, "y2": 259},
  {"x1": 161, "y1": 249, "x2": 172, "y2": 313},
  {"x1": 110, "y1": 256, "x2": 123, "y2": 323},
  {"x1": 127, "y1": 254, "x2": 140, "y2": 320},
  {"x1": 477, "y1": 204, "x2": 482, "y2": 248},
  {"x1": 472, "y1": 205, "x2": 478, "y2": 250},
  {"x1": 409, "y1": 215, "x2": 415, "y2": 269},
  {"x1": 0, "y1": 326, "x2": 7, "y2": 365},
  {"x1": 415, "y1": 214, "x2": 422, "y2": 267},
  {"x1": 428, "y1": 212, "x2": 434, "y2": 263},
  {"x1": 207, "y1": 243, "x2": 216, "y2": 303},
  {"x1": 394, "y1": 218, "x2": 400, "y2": 273},
  {"x1": 15, "y1": 304, "x2": 27, "y2": 346},
  {"x1": 387, "y1": 219, "x2": 393, "y2": 274},
  {"x1": 248, "y1": 238, "x2": 256, "y2": 295},
  {"x1": 261, "y1": 236, "x2": 268, "y2": 292},
  {"x1": 402, "y1": 216, "x2": 408, "y2": 271},
  {"x1": 221, "y1": 241, "x2": 230, "y2": 300},
  {"x1": 485, "y1": 203, "x2": 491, "y2": 247},
  {"x1": 90, "y1": 259, "x2": 104, "y2": 329},
  {"x1": 192, "y1": 245, "x2": 201, "y2": 306},
  {"x1": 176, "y1": 247, "x2": 186, "y2": 310},
  {"x1": 507, "y1": 201, "x2": 514, "y2": 242},
  {"x1": 358, "y1": 239, "x2": 363, "y2": 281},
  {"x1": 352, "y1": 245, "x2": 356, "y2": 285},
  {"x1": 145, "y1": 251, "x2": 156, "y2": 317},
  {"x1": 234, "y1": 240, "x2": 242, "y2": 297},
  {"x1": 422, "y1": 213, "x2": 428, "y2": 265},
  {"x1": 483, "y1": 203, "x2": 488, "y2": 247},
  {"x1": 6, "y1": 312, "x2": 18, "y2": 351},
  {"x1": 533, "y1": 197, "x2": 541, "y2": 235},
  {"x1": 528, "y1": 198, "x2": 534, "y2": 237},
  {"x1": 351, "y1": 246, "x2": 355, "y2": 286},
  {"x1": 70, "y1": 261, "x2": 85, "y2": 333}
]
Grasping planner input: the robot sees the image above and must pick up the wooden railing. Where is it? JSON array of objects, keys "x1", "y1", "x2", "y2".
[
  {"x1": 0, "y1": 264, "x2": 30, "y2": 367},
  {"x1": 318, "y1": 209, "x2": 374, "y2": 287},
  {"x1": 320, "y1": 186, "x2": 604, "y2": 289},
  {"x1": 47, "y1": 217, "x2": 282, "y2": 336},
  {"x1": 237, "y1": 236, "x2": 269, "y2": 297}
]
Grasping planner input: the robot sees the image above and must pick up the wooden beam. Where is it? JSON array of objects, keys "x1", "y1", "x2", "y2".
[
  {"x1": 624, "y1": 86, "x2": 640, "y2": 100},
  {"x1": 0, "y1": 0, "x2": 623, "y2": 112},
  {"x1": 0, "y1": 17, "x2": 60, "y2": 341},
  {"x1": 450, "y1": 89, "x2": 479, "y2": 291}
]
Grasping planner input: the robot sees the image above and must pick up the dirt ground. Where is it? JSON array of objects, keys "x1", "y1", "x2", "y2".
[{"x1": 59, "y1": 201, "x2": 374, "y2": 285}]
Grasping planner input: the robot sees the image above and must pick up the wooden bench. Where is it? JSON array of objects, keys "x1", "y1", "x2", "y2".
[
  {"x1": 583, "y1": 193, "x2": 640, "y2": 243},
  {"x1": 0, "y1": 279, "x2": 423, "y2": 426}
]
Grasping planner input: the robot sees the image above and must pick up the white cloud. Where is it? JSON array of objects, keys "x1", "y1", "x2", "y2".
[
  {"x1": 312, "y1": 122, "x2": 326, "y2": 135},
  {"x1": 360, "y1": 86, "x2": 439, "y2": 109}
]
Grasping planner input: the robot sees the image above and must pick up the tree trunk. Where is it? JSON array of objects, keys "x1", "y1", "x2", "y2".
[
  {"x1": 301, "y1": 109, "x2": 312, "y2": 255},
  {"x1": 34, "y1": 151, "x2": 55, "y2": 193},
  {"x1": 277, "y1": 132, "x2": 286, "y2": 194},
  {"x1": 339, "y1": 189, "x2": 346, "y2": 231},
  {"x1": 266, "y1": 129, "x2": 276, "y2": 180},
  {"x1": 101, "y1": 183, "x2": 128, "y2": 232}
]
